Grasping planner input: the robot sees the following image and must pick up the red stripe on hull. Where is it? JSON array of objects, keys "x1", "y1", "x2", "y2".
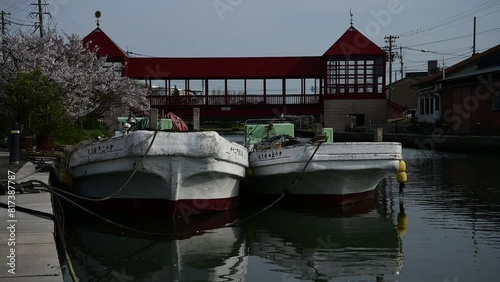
[
  {"x1": 241, "y1": 190, "x2": 375, "y2": 207},
  {"x1": 67, "y1": 197, "x2": 239, "y2": 218}
]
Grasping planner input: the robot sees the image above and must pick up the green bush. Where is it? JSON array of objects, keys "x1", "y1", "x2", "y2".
[{"x1": 50, "y1": 114, "x2": 109, "y2": 145}]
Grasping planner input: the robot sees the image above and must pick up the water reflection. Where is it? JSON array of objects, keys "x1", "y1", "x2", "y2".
[
  {"x1": 63, "y1": 148, "x2": 500, "y2": 281},
  {"x1": 65, "y1": 212, "x2": 248, "y2": 282},
  {"x1": 403, "y1": 150, "x2": 500, "y2": 231},
  {"x1": 65, "y1": 197, "x2": 404, "y2": 282},
  {"x1": 244, "y1": 200, "x2": 403, "y2": 281}
]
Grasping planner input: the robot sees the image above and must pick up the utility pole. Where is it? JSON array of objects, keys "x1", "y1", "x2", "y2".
[
  {"x1": 31, "y1": 0, "x2": 48, "y2": 37},
  {"x1": 1, "y1": 10, "x2": 7, "y2": 35},
  {"x1": 400, "y1": 45, "x2": 404, "y2": 79},
  {"x1": 384, "y1": 35, "x2": 398, "y2": 100},
  {"x1": 473, "y1": 17, "x2": 477, "y2": 56},
  {"x1": 1, "y1": 10, "x2": 9, "y2": 61}
]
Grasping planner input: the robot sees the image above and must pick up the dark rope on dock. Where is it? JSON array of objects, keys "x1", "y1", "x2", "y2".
[
  {"x1": 0, "y1": 196, "x2": 78, "y2": 281},
  {"x1": 19, "y1": 180, "x2": 192, "y2": 237},
  {"x1": 225, "y1": 136, "x2": 327, "y2": 227},
  {"x1": 51, "y1": 193, "x2": 79, "y2": 282},
  {"x1": 0, "y1": 201, "x2": 54, "y2": 220},
  {"x1": 0, "y1": 161, "x2": 47, "y2": 185}
]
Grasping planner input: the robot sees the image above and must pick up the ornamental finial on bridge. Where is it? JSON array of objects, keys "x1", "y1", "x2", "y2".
[
  {"x1": 95, "y1": 10, "x2": 101, "y2": 27},
  {"x1": 350, "y1": 9, "x2": 354, "y2": 26}
]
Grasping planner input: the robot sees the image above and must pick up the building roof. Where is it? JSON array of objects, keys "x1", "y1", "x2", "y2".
[
  {"x1": 441, "y1": 65, "x2": 500, "y2": 82},
  {"x1": 82, "y1": 28, "x2": 127, "y2": 59},
  {"x1": 413, "y1": 44, "x2": 500, "y2": 88},
  {"x1": 387, "y1": 75, "x2": 423, "y2": 89},
  {"x1": 323, "y1": 26, "x2": 386, "y2": 57},
  {"x1": 125, "y1": 56, "x2": 322, "y2": 79},
  {"x1": 81, "y1": 25, "x2": 384, "y2": 79}
]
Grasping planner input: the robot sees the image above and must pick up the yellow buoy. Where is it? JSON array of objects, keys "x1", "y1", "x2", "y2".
[
  {"x1": 397, "y1": 213, "x2": 408, "y2": 236},
  {"x1": 397, "y1": 159, "x2": 408, "y2": 184},
  {"x1": 246, "y1": 168, "x2": 255, "y2": 178},
  {"x1": 398, "y1": 160, "x2": 407, "y2": 172},
  {"x1": 60, "y1": 171, "x2": 74, "y2": 188},
  {"x1": 397, "y1": 171, "x2": 407, "y2": 183}
]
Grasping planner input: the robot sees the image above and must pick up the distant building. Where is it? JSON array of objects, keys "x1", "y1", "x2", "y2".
[
  {"x1": 388, "y1": 71, "x2": 428, "y2": 111},
  {"x1": 413, "y1": 44, "x2": 500, "y2": 135}
]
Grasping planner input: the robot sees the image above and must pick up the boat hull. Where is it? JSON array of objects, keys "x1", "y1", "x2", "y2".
[
  {"x1": 246, "y1": 142, "x2": 402, "y2": 205},
  {"x1": 68, "y1": 131, "x2": 248, "y2": 217}
]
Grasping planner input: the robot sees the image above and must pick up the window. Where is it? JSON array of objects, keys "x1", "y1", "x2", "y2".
[
  {"x1": 420, "y1": 96, "x2": 425, "y2": 115},
  {"x1": 494, "y1": 91, "x2": 500, "y2": 110},
  {"x1": 435, "y1": 97, "x2": 440, "y2": 111},
  {"x1": 325, "y1": 55, "x2": 384, "y2": 95}
]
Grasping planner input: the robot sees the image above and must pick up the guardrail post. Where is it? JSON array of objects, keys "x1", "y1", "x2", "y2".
[
  {"x1": 193, "y1": 108, "x2": 200, "y2": 131},
  {"x1": 9, "y1": 122, "x2": 20, "y2": 165},
  {"x1": 374, "y1": 128, "x2": 383, "y2": 142}
]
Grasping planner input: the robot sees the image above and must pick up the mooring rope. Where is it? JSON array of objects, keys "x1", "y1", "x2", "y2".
[
  {"x1": 0, "y1": 196, "x2": 78, "y2": 282},
  {"x1": 55, "y1": 129, "x2": 159, "y2": 202},
  {"x1": 225, "y1": 136, "x2": 327, "y2": 227},
  {"x1": 11, "y1": 181, "x2": 193, "y2": 238},
  {"x1": 0, "y1": 161, "x2": 48, "y2": 184}
]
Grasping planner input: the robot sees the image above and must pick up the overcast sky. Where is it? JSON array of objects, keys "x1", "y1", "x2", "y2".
[{"x1": 1, "y1": 0, "x2": 499, "y2": 76}]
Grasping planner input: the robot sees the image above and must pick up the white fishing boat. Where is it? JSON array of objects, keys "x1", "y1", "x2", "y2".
[
  {"x1": 67, "y1": 115, "x2": 248, "y2": 217},
  {"x1": 243, "y1": 120, "x2": 402, "y2": 205}
]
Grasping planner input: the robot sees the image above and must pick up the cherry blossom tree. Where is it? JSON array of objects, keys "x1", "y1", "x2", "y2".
[{"x1": 0, "y1": 29, "x2": 150, "y2": 123}]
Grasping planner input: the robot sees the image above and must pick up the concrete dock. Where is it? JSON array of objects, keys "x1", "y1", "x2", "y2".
[{"x1": 0, "y1": 152, "x2": 63, "y2": 281}]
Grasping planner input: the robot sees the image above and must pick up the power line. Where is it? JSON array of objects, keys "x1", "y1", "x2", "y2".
[
  {"x1": 6, "y1": 14, "x2": 37, "y2": 27},
  {"x1": 397, "y1": 0, "x2": 500, "y2": 38},
  {"x1": 11, "y1": 12, "x2": 32, "y2": 34},
  {"x1": 55, "y1": 3, "x2": 86, "y2": 33},
  {"x1": 6, "y1": 14, "x2": 34, "y2": 22},
  {"x1": 406, "y1": 27, "x2": 500, "y2": 48},
  {"x1": 399, "y1": 2, "x2": 500, "y2": 45},
  {"x1": 7, "y1": 18, "x2": 36, "y2": 27},
  {"x1": 0, "y1": 0, "x2": 29, "y2": 12},
  {"x1": 0, "y1": 0, "x2": 31, "y2": 16}
]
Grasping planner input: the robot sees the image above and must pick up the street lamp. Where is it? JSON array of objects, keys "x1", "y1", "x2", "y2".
[{"x1": 421, "y1": 49, "x2": 445, "y2": 79}]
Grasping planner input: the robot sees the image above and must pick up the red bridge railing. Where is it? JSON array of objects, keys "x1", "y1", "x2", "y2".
[{"x1": 148, "y1": 94, "x2": 321, "y2": 107}]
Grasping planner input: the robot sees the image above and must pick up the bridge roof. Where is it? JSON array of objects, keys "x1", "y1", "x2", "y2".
[
  {"x1": 125, "y1": 56, "x2": 323, "y2": 79},
  {"x1": 82, "y1": 28, "x2": 127, "y2": 59},
  {"x1": 323, "y1": 26, "x2": 386, "y2": 57},
  {"x1": 81, "y1": 25, "x2": 384, "y2": 79}
]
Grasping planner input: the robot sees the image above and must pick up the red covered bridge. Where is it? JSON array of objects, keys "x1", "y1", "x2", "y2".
[{"x1": 83, "y1": 24, "x2": 388, "y2": 131}]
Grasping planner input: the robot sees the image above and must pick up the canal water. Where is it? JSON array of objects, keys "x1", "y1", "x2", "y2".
[{"x1": 63, "y1": 148, "x2": 500, "y2": 282}]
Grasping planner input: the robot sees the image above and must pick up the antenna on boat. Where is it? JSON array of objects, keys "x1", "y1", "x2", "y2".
[{"x1": 126, "y1": 111, "x2": 136, "y2": 126}]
